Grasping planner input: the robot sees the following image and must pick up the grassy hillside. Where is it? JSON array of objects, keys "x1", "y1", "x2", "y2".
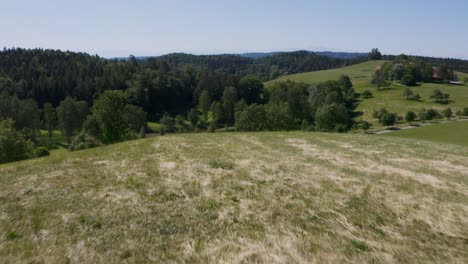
[
  {"x1": 382, "y1": 120, "x2": 468, "y2": 146},
  {"x1": 265, "y1": 60, "x2": 385, "y2": 86},
  {"x1": 457, "y1": 71, "x2": 468, "y2": 80},
  {"x1": 267, "y1": 61, "x2": 468, "y2": 120},
  {"x1": 1, "y1": 133, "x2": 467, "y2": 263},
  {"x1": 358, "y1": 82, "x2": 468, "y2": 120}
]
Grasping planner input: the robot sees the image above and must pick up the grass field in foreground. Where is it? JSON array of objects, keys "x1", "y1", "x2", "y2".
[
  {"x1": 1, "y1": 132, "x2": 467, "y2": 263},
  {"x1": 267, "y1": 61, "x2": 468, "y2": 121},
  {"x1": 382, "y1": 120, "x2": 468, "y2": 146}
]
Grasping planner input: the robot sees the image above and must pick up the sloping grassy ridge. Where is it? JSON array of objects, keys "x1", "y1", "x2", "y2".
[{"x1": 0, "y1": 132, "x2": 467, "y2": 263}]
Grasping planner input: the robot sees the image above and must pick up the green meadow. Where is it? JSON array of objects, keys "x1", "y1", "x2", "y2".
[
  {"x1": 382, "y1": 121, "x2": 468, "y2": 146},
  {"x1": 267, "y1": 61, "x2": 468, "y2": 121}
]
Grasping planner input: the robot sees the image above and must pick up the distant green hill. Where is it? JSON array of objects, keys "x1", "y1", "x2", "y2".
[
  {"x1": 266, "y1": 60, "x2": 385, "y2": 86},
  {"x1": 267, "y1": 61, "x2": 468, "y2": 121}
]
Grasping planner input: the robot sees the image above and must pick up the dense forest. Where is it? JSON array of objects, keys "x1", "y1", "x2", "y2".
[
  {"x1": 139, "y1": 50, "x2": 366, "y2": 79},
  {"x1": 0, "y1": 48, "x2": 362, "y2": 112},
  {"x1": 1, "y1": 47, "x2": 468, "y2": 164}
]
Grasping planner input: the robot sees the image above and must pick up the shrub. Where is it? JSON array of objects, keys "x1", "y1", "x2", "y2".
[
  {"x1": 400, "y1": 74, "x2": 417, "y2": 86},
  {"x1": 419, "y1": 108, "x2": 440, "y2": 121},
  {"x1": 69, "y1": 131, "x2": 102, "y2": 151},
  {"x1": 464, "y1": 107, "x2": 468, "y2": 116},
  {"x1": 361, "y1": 90, "x2": 373, "y2": 99},
  {"x1": 379, "y1": 112, "x2": 398, "y2": 127},
  {"x1": 359, "y1": 120, "x2": 372, "y2": 132},
  {"x1": 403, "y1": 88, "x2": 413, "y2": 99},
  {"x1": 402, "y1": 88, "x2": 420, "y2": 100},
  {"x1": 35, "y1": 147, "x2": 50, "y2": 157},
  {"x1": 442, "y1": 108, "x2": 452, "y2": 119},
  {"x1": 430, "y1": 89, "x2": 450, "y2": 104},
  {"x1": 160, "y1": 113, "x2": 176, "y2": 133},
  {"x1": 0, "y1": 119, "x2": 35, "y2": 164},
  {"x1": 372, "y1": 108, "x2": 388, "y2": 119},
  {"x1": 208, "y1": 121, "x2": 216, "y2": 133},
  {"x1": 411, "y1": 93, "x2": 421, "y2": 101},
  {"x1": 405, "y1": 111, "x2": 417, "y2": 123}
]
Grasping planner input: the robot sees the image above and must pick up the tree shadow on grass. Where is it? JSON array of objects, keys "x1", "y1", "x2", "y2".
[
  {"x1": 350, "y1": 111, "x2": 364, "y2": 119},
  {"x1": 378, "y1": 86, "x2": 397, "y2": 91}
]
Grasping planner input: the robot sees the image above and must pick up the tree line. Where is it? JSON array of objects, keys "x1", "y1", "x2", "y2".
[{"x1": 383, "y1": 54, "x2": 468, "y2": 74}]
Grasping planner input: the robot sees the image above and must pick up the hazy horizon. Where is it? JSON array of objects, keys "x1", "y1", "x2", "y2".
[{"x1": 2, "y1": 0, "x2": 467, "y2": 59}]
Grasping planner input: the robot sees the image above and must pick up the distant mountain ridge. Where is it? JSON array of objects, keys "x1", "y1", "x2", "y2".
[
  {"x1": 240, "y1": 51, "x2": 367, "y2": 59},
  {"x1": 112, "y1": 50, "x2": 368, "y2": 61}
]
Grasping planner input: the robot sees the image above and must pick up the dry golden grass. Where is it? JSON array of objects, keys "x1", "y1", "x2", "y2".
[{"x1": 0, "y1": 132, "x2": 467, "y2": 263}]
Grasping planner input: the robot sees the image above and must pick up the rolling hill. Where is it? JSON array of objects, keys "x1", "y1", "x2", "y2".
[
  {"x1": 267, "y1": 61, "x2": 468, "y2": 120},
  {"x1": 265, "y1": 60, "x2": 385, "y2": 86},
  {"x1": 1, "y1": 132, "x2": 467, "y2": 263}
]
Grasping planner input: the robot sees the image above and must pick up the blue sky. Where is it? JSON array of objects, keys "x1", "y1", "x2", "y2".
[{"x1": 1, "y1": 0, "x2": 467, "y2": 58}]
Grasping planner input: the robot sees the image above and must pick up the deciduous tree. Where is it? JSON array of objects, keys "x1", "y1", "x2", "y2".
[
  {"x1": 198, "y1": 90, "x2": 211, "y2": 120},
  {"x1": 43, "y1": 102, "x2": 56, "y2": 138},
  {"x1": 222, "y1": 87, "x2": 237, "y2": 125},
  {"x1": 368, "y1": 48, "x2": 382, "y2": 60},
  {"x1": 57, "y1": 97, "x2": 89, "y2": 143}
]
